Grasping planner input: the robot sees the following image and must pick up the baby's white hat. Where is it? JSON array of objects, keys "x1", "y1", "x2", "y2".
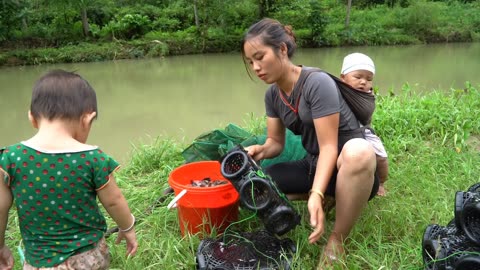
[{"x1": 341, "y1": 52, "x2": 375, "y2": 75}]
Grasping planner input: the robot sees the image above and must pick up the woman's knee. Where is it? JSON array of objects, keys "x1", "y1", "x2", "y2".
[
  {"x1": 339, "y1": 138, "x2": 376, "y2": 169},
  {"x1": 337, "y1": 139, "x2": 378, "y2": 198}
]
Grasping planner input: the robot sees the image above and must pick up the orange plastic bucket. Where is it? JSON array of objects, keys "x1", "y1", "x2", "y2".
[{"x1": 168, "y1": 161, "x2": 239, "y2": 236}]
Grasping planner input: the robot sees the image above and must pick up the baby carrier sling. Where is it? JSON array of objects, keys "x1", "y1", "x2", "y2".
[
  {"x1": 301, "y1": 68, "x2": 376, "y2": 126},
  {"x1": 279, "y1": 68, "x2": 377, "y2": 142},
  {"x1": 279, "y1": 69, "x2": 381, "y2": 198}
]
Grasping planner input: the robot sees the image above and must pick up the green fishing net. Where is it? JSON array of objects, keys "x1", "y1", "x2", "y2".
[{"x1": 181, "y1": 123, "x2": 307, "y2": 167}]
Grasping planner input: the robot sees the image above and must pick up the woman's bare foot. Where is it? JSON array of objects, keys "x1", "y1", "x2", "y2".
[{"x1": 316, "y1": 234, "x2": 346, "y2": 270}]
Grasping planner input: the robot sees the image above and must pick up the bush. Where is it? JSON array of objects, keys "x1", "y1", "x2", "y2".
[
  {"x1": 202, "y1": 27, "x2": 241, "y2": 53},
  {"x1": 400, "y1": 2, "x2": 441, "y2": 42},
  {"x1": 152, "y1": 17, "x2": 182, "y2": 32},
  {"x1": 322, "y1": 23, "x2": 345, "y2": 46},
  {"x1": 145, "y1": 40, "x2": 169, "y2": 57},
  {"x1": 100, "y1": 13, "x2": 152, "y2": 40}
]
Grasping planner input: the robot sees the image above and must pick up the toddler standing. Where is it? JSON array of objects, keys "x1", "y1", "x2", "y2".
[{"x1": 0, "y1": 70, "x2": 138, "y2": 270}]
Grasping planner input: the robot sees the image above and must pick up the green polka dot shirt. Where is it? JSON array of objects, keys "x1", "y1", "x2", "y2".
[{"x1": 0, "y1": 143, "x2": 119, "y2": 267}]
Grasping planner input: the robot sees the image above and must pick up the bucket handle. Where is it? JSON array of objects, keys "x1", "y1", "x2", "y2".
[{"x1": 167, "y1": 189, "x2": 188, "y2": 209}]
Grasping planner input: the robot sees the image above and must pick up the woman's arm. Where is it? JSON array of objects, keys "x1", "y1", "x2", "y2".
[
  {"x1": 311, "y1": 113, "x2": 339, "y2": 193},
  {"x1": 308, "y1": 113, "x2": 339, "y2": 243},
  {"x1": 247, "y1": 117, "x2": 286, "y2": 161}
]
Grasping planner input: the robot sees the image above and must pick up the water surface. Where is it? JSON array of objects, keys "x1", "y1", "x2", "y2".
[{"x1": 1, "y1": 43, "x2": 478, "y2": 162}]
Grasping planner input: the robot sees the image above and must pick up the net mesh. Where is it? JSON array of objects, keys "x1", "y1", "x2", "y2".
[
  {"x1": 455, "y1": 191, "x2": 480, "y2": 245},
  {"x1": 240, "y1": 179, "x2": 271, "y2": 210},
  {"x1": 454, "y1": 255, "x2": 480, "y2": 269},
  {"x1": 462, "y1": 203, "x2": 480, "y2": 244},
  {"x1": 221, "y1": 151, "x2": 249, "y2": 179},
  {"x1": 220, "y1": 146, "x2": 300, "y2": 235},
  {"x1": 196, "y1": 230, "x2": 296, "y2": 270},
  {"x1": 181, "y1": 123, "x2": 306, "y2": 168},
  {"x1": 468, "y1": 183, "x2": 480, "y2": 193}
]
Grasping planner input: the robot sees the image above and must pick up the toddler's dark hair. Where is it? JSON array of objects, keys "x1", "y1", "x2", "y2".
[{"x1": 30, "y1": 69, "x2": 98, "y2": 121}]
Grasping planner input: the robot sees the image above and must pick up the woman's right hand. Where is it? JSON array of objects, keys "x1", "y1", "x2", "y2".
[
  {"x1": 245, "y1": 144, "x2": 265, "y2": 161},
  {"x1": 307, "y1": 194, "x2": 325, "y2": 244},
  {"x1": 0, "y1": 246, "x2": 13, "y2": 270},
  {"x1": 116, "y1": 230, "x2": 138, "y2": 257}
]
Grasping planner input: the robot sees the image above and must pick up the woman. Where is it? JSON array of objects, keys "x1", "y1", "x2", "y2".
[{"x1": 241, "y1": 18, "x2": 378, "y2": 267}]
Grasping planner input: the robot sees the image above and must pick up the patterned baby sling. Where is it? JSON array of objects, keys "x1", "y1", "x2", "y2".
[{"x1": 302, "y1": 68, "x2": 376, "y2": 126}]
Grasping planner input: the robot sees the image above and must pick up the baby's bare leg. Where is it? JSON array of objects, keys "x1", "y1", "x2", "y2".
[{"x1": 376, "y1": 156, "x2": 389, "y2": 196}]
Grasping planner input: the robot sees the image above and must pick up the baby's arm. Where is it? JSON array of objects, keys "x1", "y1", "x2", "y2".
[
  {"x1": 0, "y1": 170, "x2": 14, "y2": 270},
  {"x1": 97, "y1": 175, "x2": 138, "y2": 256}
]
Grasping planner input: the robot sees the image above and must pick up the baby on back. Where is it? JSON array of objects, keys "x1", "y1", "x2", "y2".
[{"x1": 340, "y1": 53, "x2": 389, "y2": 196}]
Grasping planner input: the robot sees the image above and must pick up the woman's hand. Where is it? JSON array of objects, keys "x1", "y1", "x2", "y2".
[
  {"x1": 245, "y1": 144, "x2": 265, "y2": 161},
  {"x1": 116, "y1": 230, "x2": 138, "y2": 257},
  {"x1": 0, "y1": 246, "x2": 13, "y2": 270},
  {"x1": 307, "y1": 194, "x2": 325, "y2": 244}
]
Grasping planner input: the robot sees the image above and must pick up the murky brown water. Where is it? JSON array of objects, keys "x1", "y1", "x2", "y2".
[{"x1": 1, "y1": 43, "x2": 479, "y2": 162}]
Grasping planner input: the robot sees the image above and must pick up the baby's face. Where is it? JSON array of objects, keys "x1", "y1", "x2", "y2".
[{"x1": 341, "y1": 70, "x2": 374, "y2": 92}]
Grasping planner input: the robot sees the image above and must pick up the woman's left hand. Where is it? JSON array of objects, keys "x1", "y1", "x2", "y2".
[{"x1": 307, "y1": 194, "x2": 325, "y2": 244}]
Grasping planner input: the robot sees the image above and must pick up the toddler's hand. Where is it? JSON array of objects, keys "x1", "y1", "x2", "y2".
[
  {"x1": 116, "y1": 230, "x2": 138, "y2": 257},
  {"x1": 0, "y1": 246, "x2": 13, "y2": 270}
]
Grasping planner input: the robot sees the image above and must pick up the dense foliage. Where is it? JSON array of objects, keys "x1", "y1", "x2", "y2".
[{"x1": 0, "y1": 0, "x2": 479, "y2": 66}]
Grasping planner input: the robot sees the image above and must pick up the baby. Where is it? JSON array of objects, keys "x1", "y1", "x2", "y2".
[{"x1": 341, "y1": 52, "x2": 389, "y2": 196}]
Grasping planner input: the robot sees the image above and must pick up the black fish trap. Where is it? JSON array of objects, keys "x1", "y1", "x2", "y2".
[
  {"x1": 220, "y1": 145, "x2": 300, "y2": 235},
  {"x1": 196, "y1": 230, "x2": 296, "y2": 270},
  {"x1": 422, "y1": 182, "x2": 480, "y2": 270},
  {"x1": 455, "y1": 191, "x2": 480, "y2": 246},
  {"x1": 422, "y1": 225, "x2": 480, "y2": 270}
]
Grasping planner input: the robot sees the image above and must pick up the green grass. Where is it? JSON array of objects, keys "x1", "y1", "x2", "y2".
[{"x1": 5, "y1": 82, "x2": 480, "y2": 269}]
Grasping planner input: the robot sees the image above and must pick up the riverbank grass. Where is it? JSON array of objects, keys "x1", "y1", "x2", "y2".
[{"x1": 5, "y1": 82, "x2": 480, "y2": 269}]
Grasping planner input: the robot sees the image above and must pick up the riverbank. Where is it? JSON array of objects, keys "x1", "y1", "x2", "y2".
[
  {"x1": 4, "y1": 82, "x2": 480, "y2": 269},
  {"x1": 1, "y1": 1, "x2": 479, "y2": 67}
]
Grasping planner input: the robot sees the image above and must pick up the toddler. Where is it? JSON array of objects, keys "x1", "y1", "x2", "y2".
[{"x1": 0, "y1": 70, "x2": 138, "y2": 270}]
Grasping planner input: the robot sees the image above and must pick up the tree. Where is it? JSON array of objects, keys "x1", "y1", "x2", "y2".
[
  {"x1": 309, "y1": 0, "x2": 328, "y2": 46},
  {"x1": 80, "y1": 5, "x2": 90, "y2": 36},
  {"x1": 48, "y1": 0, "x2": 108, "y2": 38},
  {"x1": 345, "y1": 0, "x2": 352, "y2": 28},
  {"x1": 75, "y1": 0, "x2": 105, "y2": 37},
  {"x1": 193, "y1": 0, "x2": 200, "y2": 27},
  {"x1": 0, "y1": 0, "x2": 28, "y2": 41},
  {"x1": 14, "y1": 0, "x2": 28, "y2": 29},
  {"x1": 258, "y1": 0, "x2": 268, "y2": 18}
]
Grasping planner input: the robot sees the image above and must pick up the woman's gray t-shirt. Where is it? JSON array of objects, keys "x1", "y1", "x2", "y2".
[{"x1": 264, "y1": 66, "x2": 359, "y2": 155}]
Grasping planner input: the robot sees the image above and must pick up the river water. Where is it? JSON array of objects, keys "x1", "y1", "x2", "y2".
[{"x1": 1, "y1": 43, "x2": 479, "y2": 162}]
